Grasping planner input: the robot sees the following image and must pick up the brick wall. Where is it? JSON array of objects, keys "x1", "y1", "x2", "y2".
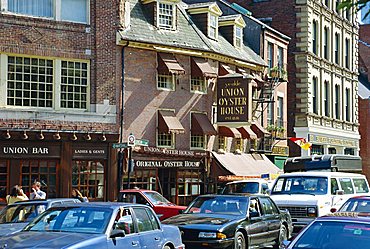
[{"x1": 359, "y1": 98, "x2": 370, "y2": 181}]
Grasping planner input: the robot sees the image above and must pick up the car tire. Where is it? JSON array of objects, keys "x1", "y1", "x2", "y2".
[
  {"x1": 163, "y1": 245, "x2": 171, "y2": 249},
  {"x1": 273, "y1": 225, "x2": 287, "y2": 249},
  {"x1": 234, "y1": 231, "x2": 246, "y2": 249}
]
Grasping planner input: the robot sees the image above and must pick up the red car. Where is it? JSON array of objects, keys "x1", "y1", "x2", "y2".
[{"x1": 119, "y1": 189, "x2": 187, "y2": 220}]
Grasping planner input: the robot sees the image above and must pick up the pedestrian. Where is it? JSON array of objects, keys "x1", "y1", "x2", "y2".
[
  {"x1": 72, "y1": 189, "x2": 89, "y2": 202},
  {"x1": 30, "y1": 181, "x2": 46, "y2": 200},
  {"x1": 6, "y1": 185, "x2": 28, "y2": 205}
]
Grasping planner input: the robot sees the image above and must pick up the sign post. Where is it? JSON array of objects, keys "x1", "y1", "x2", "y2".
[{"x1": 127, "y1": 134, "x2": 135, "y2": 189}]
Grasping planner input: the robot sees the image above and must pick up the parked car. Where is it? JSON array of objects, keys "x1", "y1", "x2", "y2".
[
  {"x1": 0, "y1": 198, "x2": 80, "y2": 236},
  {"x1": 0, "y1": 202, "x2": 185, "y2": 249},
  {"x1": 220, "y1": 179, "x2": 272, "y2": 195},
  {"x1": 119, "y1": 188, "x2": 187, "y2": 220},
  {"x1": 334, "y1": 195, "x2": 370, "y2": 213},
  {"x1": 281, "y1": 212, "x2": 370, "y2": 249},
  {"x1": 270, "y1": 171, "x2": 370, "y2": 232},
  {"x1": 162, "y1": 194, "x2": 293, "y2": 249}
]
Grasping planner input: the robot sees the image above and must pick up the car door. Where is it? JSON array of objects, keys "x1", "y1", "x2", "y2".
[
  {"x1": 259, "y1": 197, "x2": 281, "y2": 244},
  {"x1": 247, "y1": 197, "x2": 268, "y2": 246},
  {"x1": 132, "y1": 207, "x2": 163, "y2": 249},
  {"x1": 107, "y1": 207, "x2": 142, "y2": 249}
]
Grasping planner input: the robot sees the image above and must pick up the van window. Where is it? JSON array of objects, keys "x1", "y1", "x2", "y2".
[
  {"x1": 353, "y1": 178, "x2": 369, "y2": 193},
  {"x1": 271, "y1": 176, "x2": 328, "y2": 195},
  {"x1": 331, "y1": 178, "x2": 339, "y2": 195},
  {"x1": 339, "y1": 178, "x2": 354, "y2": 194}
]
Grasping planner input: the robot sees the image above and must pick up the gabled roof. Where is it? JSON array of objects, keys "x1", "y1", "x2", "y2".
[
  {"x1": 219, "y1": 14, "x2": 246, "y2": 27},
  {"x1": 118, "y1": 0, "x2": 267, "y2": 67},
  {"x1": 187, "y1": 2, "x2": 223, "y2": 16}
]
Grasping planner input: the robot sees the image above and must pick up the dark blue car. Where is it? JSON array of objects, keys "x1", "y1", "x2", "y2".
[{"x1": 0, "y1": 202, "x2": 185, "y2": 249}]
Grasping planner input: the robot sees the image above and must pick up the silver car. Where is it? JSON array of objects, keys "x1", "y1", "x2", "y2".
[
  {"x1": 0, "y1": 202, "x2": 185, "y2": 249},
  {"x1": 0, "y1": 198, "x2": 80, "y2": 236}
]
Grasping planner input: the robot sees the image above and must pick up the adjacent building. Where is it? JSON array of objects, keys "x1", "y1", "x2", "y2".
[
  {"x1": 231, "y1": 0, "x2": 361, "y2": 157},
  {"x1": 0, "y1": 1, "x2": 120, "y2": 204}
]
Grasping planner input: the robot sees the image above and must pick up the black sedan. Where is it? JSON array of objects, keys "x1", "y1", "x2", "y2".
[{"x1": 162, "y1": 194, "x2": 293, "y2": 249}]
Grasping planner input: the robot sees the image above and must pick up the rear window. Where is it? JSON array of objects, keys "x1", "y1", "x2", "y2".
[
  {"x1": 353, "y1": 178, "x2": 369, "y2": 194},
  {"x1": 222, "y1": 182, "x2": 260, "y2": 194}
]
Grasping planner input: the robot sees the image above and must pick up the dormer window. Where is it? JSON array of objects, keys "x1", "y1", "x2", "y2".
[
  {"x1": 235, "y1": 26, "x2": 243, "y2": 48},
  {"x1": 209, "y1": 14, "x2": 218, "y2": 39},
  {"x1": 158, "y1": 2, "x2": 175, "y2": 30}
]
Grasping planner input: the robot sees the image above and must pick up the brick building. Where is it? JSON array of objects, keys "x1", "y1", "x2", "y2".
[
  {"x1": 0, "y1": 1, "x2": 121, "y2": 204},
  {"x1": 231, "y1": 0, "x2": 361, "y2": 157},
  {"x1": 359, "y1": 25, "x2": 370, "y2": 181}
]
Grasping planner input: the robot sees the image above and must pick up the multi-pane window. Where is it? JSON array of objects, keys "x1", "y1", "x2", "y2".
[
  {"x1": 277, "y1": 46, "x2": 284, "y2": 69},
  {"x1": 190, "y1": 77, "x2": 207, "y2": 93},
  {"x1": 190, "y1": 135, "x2": 205, "y2": 149},
  {"x1": 267, "y1": 42, "x2": 273, "y2": 68},
  {"x1": 209, "y1": 14, "x2": 218, "y2": 39},
  {"x1": 21, "y1": 160, "x2": 57, "y2": 198},
  {"x1": 312, "y1": 77, "x2": 318, "y2": 114},
  {"x1": 235, "y1": 26, "x2": 242, "y2": 48},
  {"x1": 0, "y1": 161, "x2": 8, "y2": 200},
  {"x1": 158, "y1": 3, "x2": 174, "y2": 30},
  {"x1": 324, "y1": 27, "x2": 329, "y2": 60},
  {"x1": 7, "y1": 56, "x2": 53, "y2": 107},
  {"x1": 312, "y1": 20, "x2": 318, "y2": 55},
  {"x1": 335, "y1": 85, "x2": 340, "y2": 119},
  {"x1": 157, "y1": 133, "x2": 173, "y2": 147},
  {"x1": 324, "y1": 81, "x2": 330, "y2": 117},
  {"x1": 335, "y1": 33, "x2": 340, "y2": 64},
  {"x1": 345, "y1": 38, "x2": 350, "y2": 69},
  {"x1": 345, "y1": 88, "x2": 351, "y2": 122},
  {"x1": 157, "y1": 74, "x2": 175, "y2": 90},
  {"x1": 277, "y1": 97, "x2": 284, "y2": 127},
  {"x1": 72, "y1": 160, "x2": 105, "y2": 200},
  {"x1": 5, "y1": 55, "x2": 90, "y2": 110},
  {"x1": 267, "y1": 102, "x2": 274, "y2": 125},
  {"x1": 218, "y1": 136, "x2": 226, "y2": 151},
  {"x1": 61, "y1": 61, "x2": 88, "y2": 109},
  {"x1": 5, "y1": 0, "x2": 89, "y2": 23},
  {"x1": 235, "y1": 138, "x2": 243, "y2": 152},
  {"x1": 311, "y1": 145, "x2": 324, "y2": 155}
]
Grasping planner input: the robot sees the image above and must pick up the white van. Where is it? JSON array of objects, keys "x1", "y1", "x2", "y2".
[{"x1": 270, "y1": 171, "x2": 370, "y2": 232}]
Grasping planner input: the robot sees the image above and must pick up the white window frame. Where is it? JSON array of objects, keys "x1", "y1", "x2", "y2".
[
  {"x1": 157, "y1": 73, "x2": 176, "y2": 91},
  {"x1": 0, "y1": 54, "x2": 90, "y2": 111},
  {"x1": 209, "y1": 13, "x2": 218, "y2": 39},
  {"x1": 235, "y1": 26, "x2": 243, "y2": 48},
  {"x1": 218, "y1": 136, "x2": 227, "y2": 151},
  {"x1": 157, "y1": 2, "x2": 176, "y2": 30},
  {"x1": 190, "y1": 77, "x2": 207, "y2": 94},
  {"x1": 0, "y1": 0, "x2": 90, "y2": 24},
  {"x1": 190, "y1": 134, "x2": 206, "y2": 150},
  {"x1": 156, "y1": 132, "x2": 175, "y2": 148}
]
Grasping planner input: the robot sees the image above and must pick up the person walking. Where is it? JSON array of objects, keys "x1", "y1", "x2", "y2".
[
  {"x1": 30, "y1": 181, "x2": 46, "y2": 200},
  {"x1": 6, "y1": 185, "x2": 28, "y2": 204}
]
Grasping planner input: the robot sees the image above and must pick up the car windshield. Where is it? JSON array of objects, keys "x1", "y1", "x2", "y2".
[
  {"x1": 340, "y1": 199, "x2": 370, "y2": 212},
  {"x1": 23, "y1": 207, "x2": 112, "y2": 234},
  {"x1": 184, "y1": 196, "x2": 248, "y2": 215},
  {"x1": 0, "y1": 203, "x2": 48, "y2": 224},
  {"x1": 271, "y1": 176, "x2": 328, "y2": 195},
  {"x1": 143, "y1": 192, "x2": 171, "y2": 205},
  {"x1": 292, "y1": 220, "x2": 370, "y2": 248},
  {"x1": 222, "y1": 182, "x2": 259, "y2": 194}
]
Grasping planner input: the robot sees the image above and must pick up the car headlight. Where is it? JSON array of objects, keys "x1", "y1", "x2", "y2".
[
  {"x1": 307, "y1": 207, "x2": 317, "y2": 217},
  {"x1": 199, "y1": 232, "x2": 226, "y2": 239}
]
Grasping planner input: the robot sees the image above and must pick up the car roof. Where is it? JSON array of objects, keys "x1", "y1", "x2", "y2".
[
  {"x1": 349, "y1": 195, "x2": 370, "y2": 200},
  {"x1": 46, "y1": 201, "x2": 150, "y2": 210},
  {"x1": 225, "y1": 179, "x2": 268, "y2": 185},
  {"x1": 277, "y1": 171, "x2": 366, "y2": 177},
  {"x1": 197, "y1": 194, "x2": 266, "y2": 198},
  {"x1": 120, "y1": 188, "x2": 157, "y2": 193},
  {"x1": 318, "y1": 212, "x2": 370, "y2": 222},
  {"x1": 7, "y1": 198, "x2": 79, "y2": 206}
]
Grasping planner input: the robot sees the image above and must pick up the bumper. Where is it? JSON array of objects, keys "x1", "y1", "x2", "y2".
[
  {"x1": 183, "y1": 238, "x2": 234, "y2": 249},
  {"x1": 291, "y1": 217, "x2": 315, "y2": 233}
]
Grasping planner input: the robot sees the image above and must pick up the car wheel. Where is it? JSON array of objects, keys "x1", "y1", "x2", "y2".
[
  {"x1": 273, "y1": 225, "x2": 287, "y2": 249},
  {"x1": 234, "y1": 231, "x2": 246, "y2": 249},
  {"x1": 163, "y1": 245, "x2": 171, "y2": 249}
]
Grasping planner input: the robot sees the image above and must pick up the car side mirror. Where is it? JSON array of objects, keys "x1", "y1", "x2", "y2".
[
  {"x1": 336, "y1": 190, "x2": 344, "y2": 195},
  {"x1": 110, "y1": 229, "x2": 126, "y2": 238},
  {"x1": 249, "y1": 211, "x2": 260, "y2": 218}
]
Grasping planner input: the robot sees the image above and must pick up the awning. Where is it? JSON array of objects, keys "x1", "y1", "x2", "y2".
[
  {"x1": 218, "y1": 126, "x2": 241, "y2": 138},
  {"x1": 251, "y1": 121, "x2": 270, "y2": 138},
  {"x1": 157, "y1": 53, "x2": 185, "y2": 75},
  {"x1": 219, "y1": 64, "x2": 235, "y2": 76},
  {"x1": 251, "y1": 72, "x2": 265, "y2": 86},
  {"x1": 212, "y1": 152, "x2": 282, "y2": 178},
  {"x1": 236, "y1": 68, "x2": 254, "y2": 80},
  {"x1": 191, "y1": 113, "x2": 217, "y2": 136},
  {"x1": 237, "y1": 126, "x2": 257, "y2": 139},
  {"x1": 191, "y1": 57, "x2": 217, "y2": 78},
  {"x1": 158, "y1": 110, "x2": 185, "y2": 134}
]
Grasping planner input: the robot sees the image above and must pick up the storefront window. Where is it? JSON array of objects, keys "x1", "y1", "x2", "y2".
[
  {"x1": 72, "y1": 160, "x2": 105, "y2": 200},
  {"x1": 0, "y1": 161, "x2": 8, "y2": 200},
  {"x1": 123, "y1": 169, "x2": 157, "y2": 190},
  {"x1": 21, "y1": 160, "x2": 57, "y2": 198},
  {"x1": 311, "y1": 145, "x2": 324, "y2": 155},
  {"x1": 177, "y1": 169, "x2": 202, "y2": 205},
  {"x1": 344, "y1": 148, "x2": 355, "y2": 155}
]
